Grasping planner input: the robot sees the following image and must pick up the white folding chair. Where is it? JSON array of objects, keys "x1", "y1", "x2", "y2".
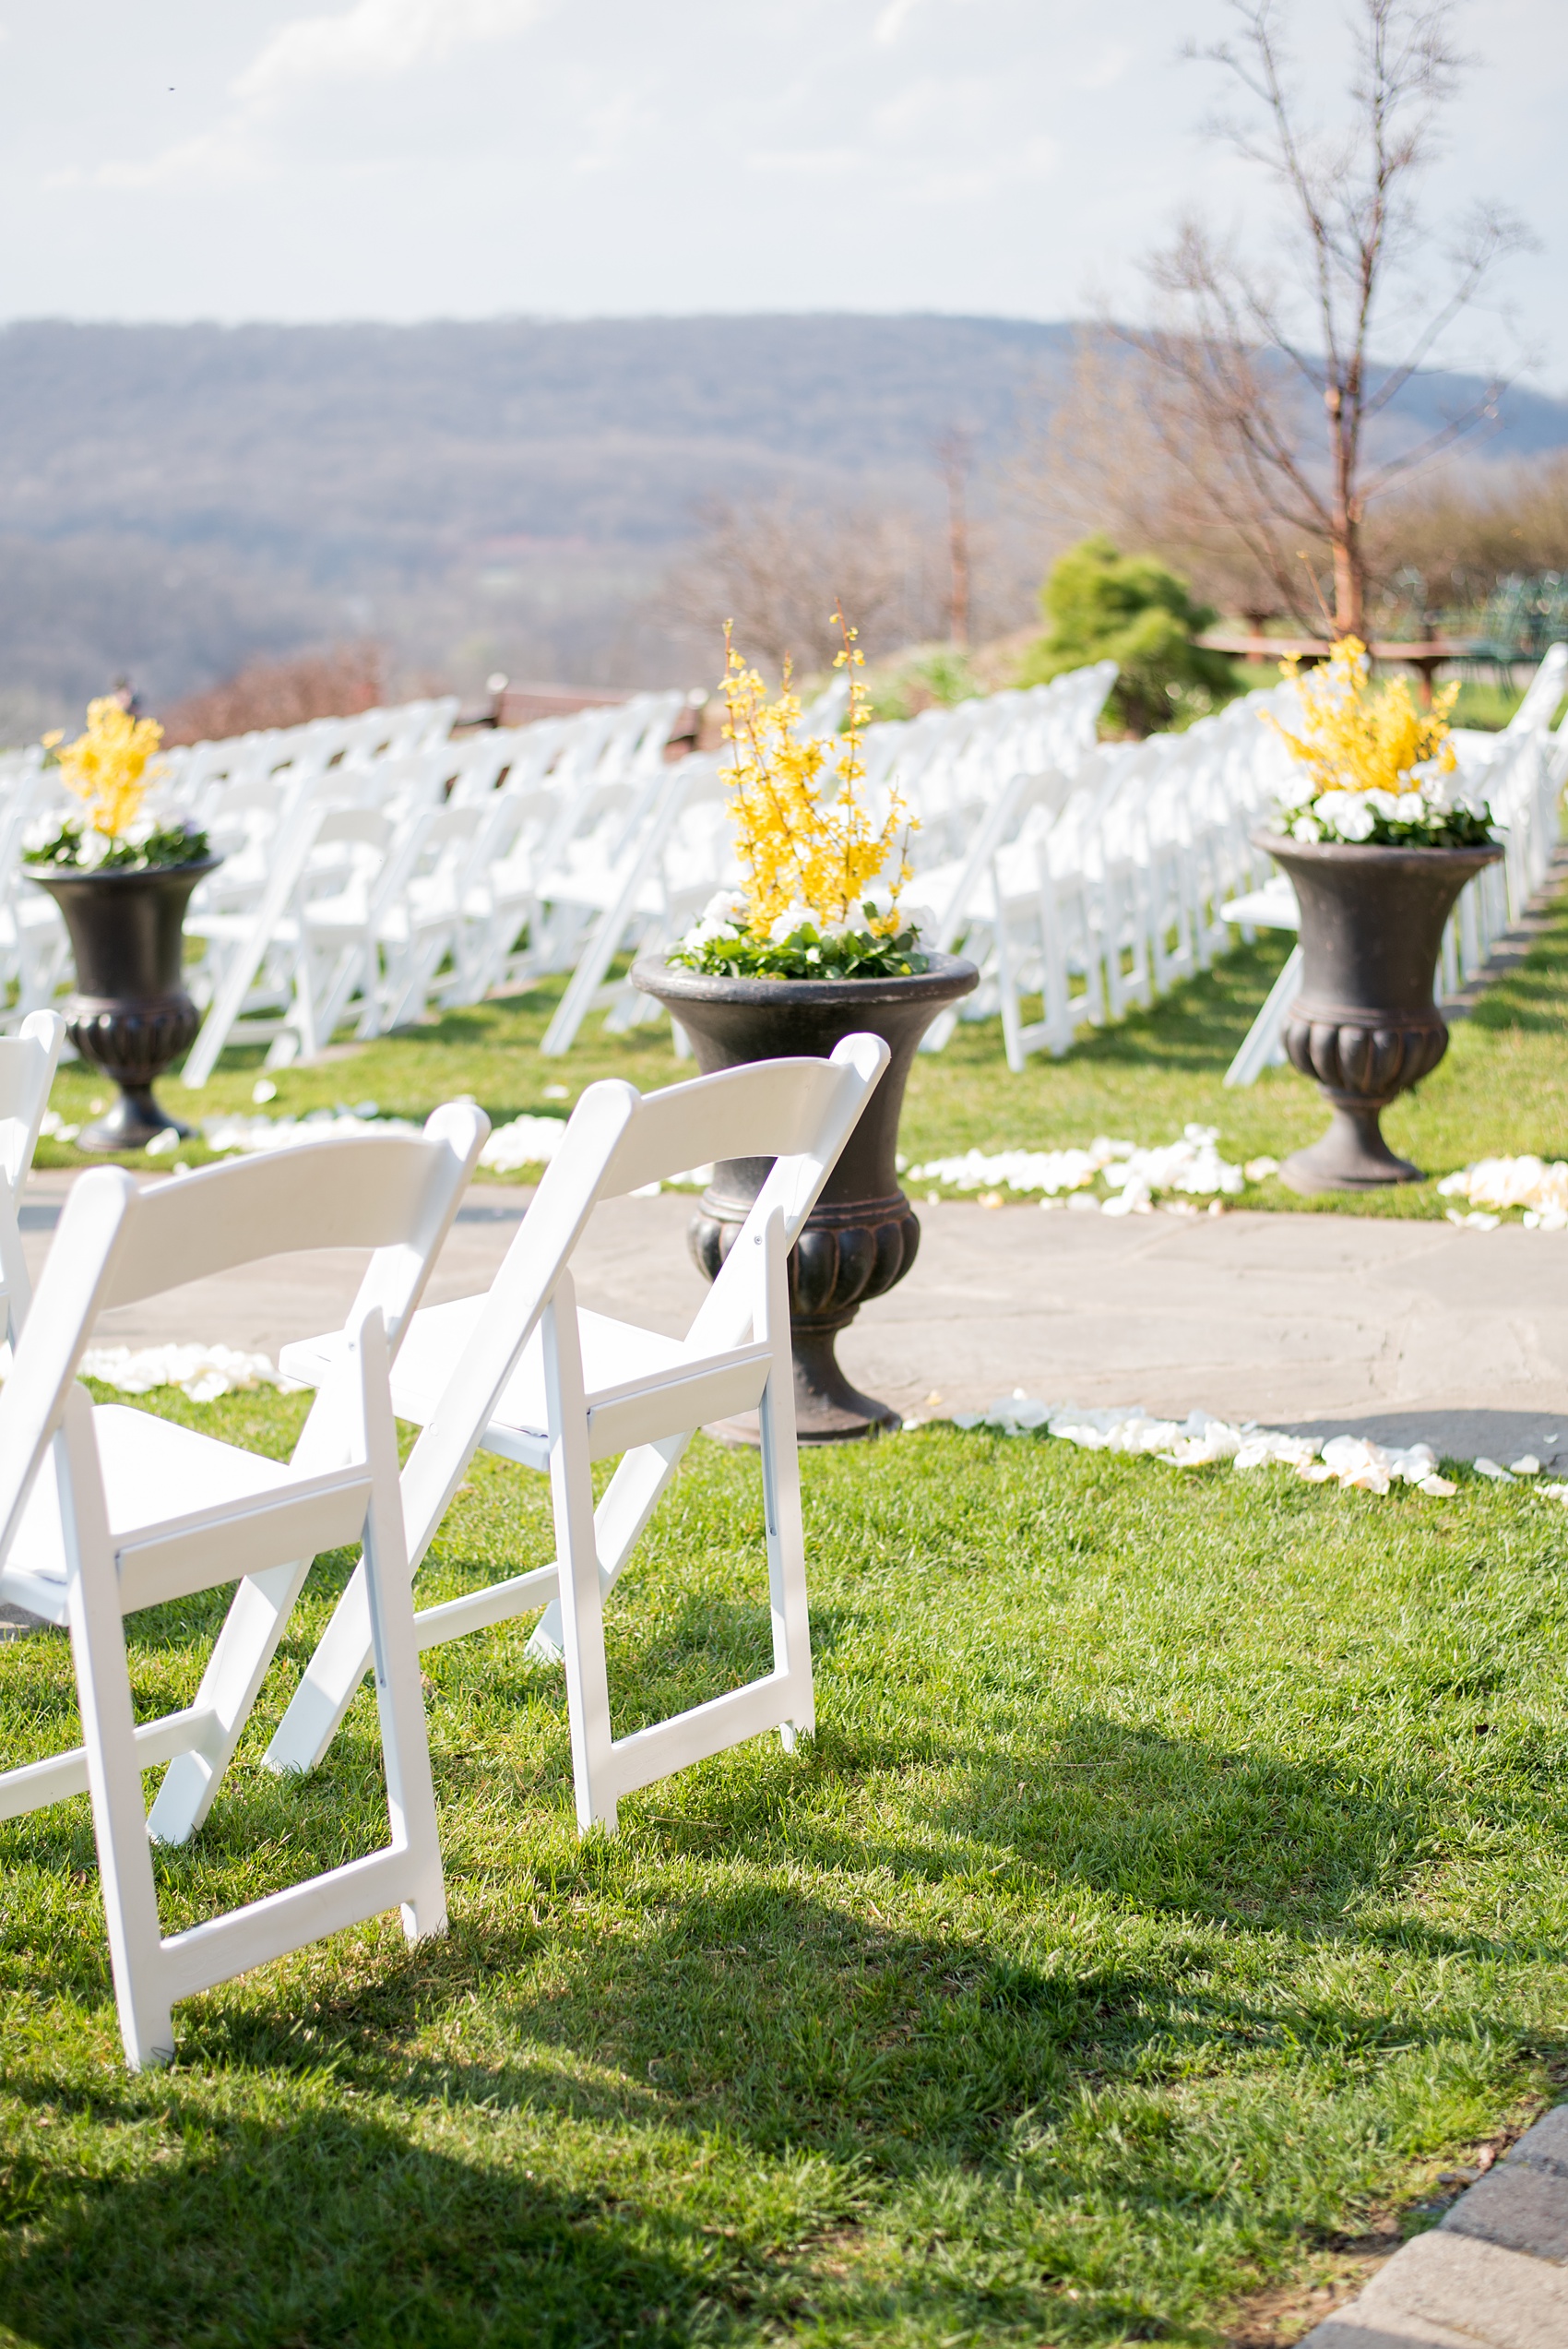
[
  {"x1": 0, "y1": 1009, "x2": 67, "y2": 1338},
  {"x1": 0, "y1": 1106, "x2": 487, "y2": 2069},
  {"x1": 264, "y1": 1037, "x2": 890, "y2": 1834}
]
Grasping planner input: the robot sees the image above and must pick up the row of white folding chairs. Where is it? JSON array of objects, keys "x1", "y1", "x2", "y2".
[
  {"x1": 933, "y1": 650, "x2": 1568, "y2": 1081},
  {"x1": 0, "y1": 1034, "x2": 886, "y2": 2069},
  {"x1": 163, "y1": 696, "x2": 462, "y2": 805},
  {"x1": 908, "y1": 688, "x2": 1293, "y2": 1068},
  {"x1": 0, "y1": 700, "x2": 462, "y2": 1038},
  {"x1": 0, "y1": 686, "x2": 690, "y2": 1069},
  {"x1": 175, "y1": 690, "x2": 692, "y2": 1079}
]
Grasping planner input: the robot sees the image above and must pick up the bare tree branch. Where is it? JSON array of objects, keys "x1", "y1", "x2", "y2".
[{"x1": 1127, "y1": 0, "x2": 1527, "y2": 636}]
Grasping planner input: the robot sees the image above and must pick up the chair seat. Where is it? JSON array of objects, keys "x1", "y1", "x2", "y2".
[
  {"x1": 282, "y1": 1297, "x2": 691, "y2": 1446},
  {"x1": 0, "y1": 1404, "x2": 333, "y2": 1622}
]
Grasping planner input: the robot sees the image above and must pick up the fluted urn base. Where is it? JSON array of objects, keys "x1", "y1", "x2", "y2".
[
  {"x1": 1281, "y1": 1103, "x2": 1421, "y2": 1192},
  {"x1": 632, "y1": 950, "x2": 978, "y2": 1442},
  {"x1": 691, "y1": 1190, "x2": 921, "y2": 1441},
  {"x1": 69, "y1": 996, "x2": 203, "y2": 1151}
]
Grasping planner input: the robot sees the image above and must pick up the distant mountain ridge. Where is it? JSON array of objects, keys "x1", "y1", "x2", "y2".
[{"x1": 0, "y1": 314, "x2": 1561, "y2": 731}]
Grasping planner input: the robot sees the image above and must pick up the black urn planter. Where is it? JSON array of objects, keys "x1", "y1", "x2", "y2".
[
  {"x1": 28, "y1": 856, "x2": 221, "y2": 1152},
  {"x1": 632, "y1": 950, "x2": 978, "y2": 1442},
  {"x1": 1254, "y1": 830, "x2": 1503, "y2": 1193}
]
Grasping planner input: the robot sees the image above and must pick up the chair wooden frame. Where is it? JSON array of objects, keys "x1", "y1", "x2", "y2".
[
  {"x1": 0, "y1": 1109, "x2": 486, "y2": 2068},
  {"x1": 262, "y1": 1038, "x2": 890, "y2": 1833}
]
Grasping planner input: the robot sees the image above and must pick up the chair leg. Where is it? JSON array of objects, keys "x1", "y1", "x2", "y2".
[
  {"x1": 525, "y1": 1432, "x2": 687, "y2": 1663},
  {"x1": 147, "y1": 1558, "x2": 313, "y2": 1844},
  {"x1": 155, "y1": 1378, "x2": 384, "y2": 1833},
  {"x1": 542, "y1": 1281, "x2": 617, "y2": 1834},
  {"x1": 357, "y1": 1329, "x2": 445, "y2": 1942},
  {"x1": 261, "y1": 1559, "x2": 374, "y2": 1775},
  {"x1": 58, "y1": 1413, "x2": 174, "y2": 2069},
  {"x1": 756, "y1": 1217, "x2": 814, "y2": 1746}
]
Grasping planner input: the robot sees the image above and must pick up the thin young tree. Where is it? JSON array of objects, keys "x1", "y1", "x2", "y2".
[
  {"x1": 935, "y1": 428, "x2": 973, "y2": 649},
  {"x1": 1134, "y1": 0, "x2": 1532, "y2": 638}
]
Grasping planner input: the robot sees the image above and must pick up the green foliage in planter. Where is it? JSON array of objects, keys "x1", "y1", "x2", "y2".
[
  {"x1": 1018, "y1": 533, "x2": 1241, "y2": 735},
  {"x1": 23, "y1": 816, "x2": 211, "y2": 873},
  {"x1": 669, "y1": 910, "x2": 928, "y2": 981}
]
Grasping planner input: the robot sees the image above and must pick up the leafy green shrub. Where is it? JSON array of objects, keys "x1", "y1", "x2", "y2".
[
  {"x1": 1018, "y1": 533, "x2": 1240, "y2": 734},
  {"x1": 864, "y1": 644, "x2": 982, "y2": 722}
]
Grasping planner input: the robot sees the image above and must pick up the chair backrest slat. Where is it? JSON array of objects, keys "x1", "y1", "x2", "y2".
[
  {"x1": 596, "y1": 1057, "x2": 865, "y2": 1198},
  {"x1": 95, "y1": 1132, "x2": 463, "y2": 1312},
  {"x1": 0, "y1": 1107, "x2": 488, "y2": 1568}
]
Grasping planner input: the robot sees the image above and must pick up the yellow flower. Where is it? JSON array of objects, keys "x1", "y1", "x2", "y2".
[
  {"x1": 1265, "y1": 637, "x2": 1457, "y2": 796},
  {"x1": 719, "y1": 610, "x2": 914, "y2": 939},
  {"x1": 53, "y1": 698, "x2": 164, "y2": 839}
]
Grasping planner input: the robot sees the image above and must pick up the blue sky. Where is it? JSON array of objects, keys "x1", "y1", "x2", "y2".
[{"x1": 1, "y1": 0, "x2": 1561, "y2": 383}]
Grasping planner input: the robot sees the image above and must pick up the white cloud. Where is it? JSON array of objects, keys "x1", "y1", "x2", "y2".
[
  {"x1": 874, "y1": 0, "x2": 921, "y2": 41},
  {"x1": 50, "y1": 127, "x2": 267, "y2": 195},
  {"x1": 234, "y1": 0, "x2": 546, "y2": 104},
  {"x1": 1075, "y1": 42, "x2": 1132, "y2": 91},
  {"x1": 572, "y1": 92, "x2": 651, "y2": 176}
]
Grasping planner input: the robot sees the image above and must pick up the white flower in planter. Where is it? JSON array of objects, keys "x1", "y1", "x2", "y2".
[
  {"x1": 767, "y1": 900, "x2": 816, "y2": 944},
  {"x1": 1314, "y1": 791, "x2": 1376, "y2": 841}
]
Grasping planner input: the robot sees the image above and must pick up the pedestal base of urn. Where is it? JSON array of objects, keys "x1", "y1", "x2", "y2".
[
  {"x1": 77, "y1": 1087, "x2": 194, "y2": 1154},
  {"x1": 67, "y1": 993, "x2": 202, "y2": 1153},
  {"x1": 711, "y1": 1320, "x2": 902, "y2": 1448},
  {"x1": 1281, "y1": 1101, "x2": 1421, "y2": 1193}
]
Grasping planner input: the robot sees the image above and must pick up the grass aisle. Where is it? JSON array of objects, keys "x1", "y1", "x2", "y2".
[
  {"x1": 2, "y1": 1390, "x2": 1566, "y2": 2344},
  {"x1": 35, "y1": 888, "x2": 1568, "y2": 1218}
]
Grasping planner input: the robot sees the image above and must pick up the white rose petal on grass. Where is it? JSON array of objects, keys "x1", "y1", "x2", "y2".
[
  {"x1": 927, "y1": 1393, "x2": 1481, "y2": 1502},
  {"x1": 908, "y1": 1127, "x2": 1244, "y2": 1208},
  {"x1": 203, "y1": 1107, "x2": 424, "y2": 1156},
  {"x1": 1472, "y1": 1458, "x2": 1515, "y2": 1481},
  {"x1": 1439, "y1": 1157, "x2": 1568, "y2": 1225},
  {"x1": 251, "y1": 1078, "x2": 278, "y2": 1104},
  {"x1": 144, "y1": 1127, "x2": 181, "y2": 1158},
  {"x1": 75, "y1": 1342, "x2": 291, "y2": 1402},
  {"x1": 1243, "y1": 1157, "x2": 1280, "y2": 1182},
  {"x1": 1510, "y1": 1455, "x2": 1542, "y2": 1476},
  {"x1": 478, "y1": 1115, "x2": 569, "y2": 1174}
]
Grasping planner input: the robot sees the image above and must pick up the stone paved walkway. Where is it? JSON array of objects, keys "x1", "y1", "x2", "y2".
[
  {"x1": 28, "y1": 1172, "x2": 1568, "y2": 1465},
  {"x1": 1299, "y1": 2104, "x2": 1568, "y2": 2347}
]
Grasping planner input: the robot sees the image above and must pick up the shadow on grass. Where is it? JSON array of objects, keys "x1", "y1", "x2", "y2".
[
  {"x1": 0, "y1": 2092, "x2": 785, "y2": 2349},
  {"x1": 144, "y1": 1713, "x2": 1552, "y2": 2108},
  {"x1": 1, "y1": 1699, "x2": 1551, "y2": 2345}
]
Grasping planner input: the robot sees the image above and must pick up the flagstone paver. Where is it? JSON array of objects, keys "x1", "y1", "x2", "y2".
[
  {"x1": 1297, "y1": 2107, "x2": 1568, "y2": 2348},
  {"x1": 24, "y1": 1174, "x2": 1568, "y2": 1463}
]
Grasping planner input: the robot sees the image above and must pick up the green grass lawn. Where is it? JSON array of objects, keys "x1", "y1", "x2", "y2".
[
  {"x1": 35, "y1": 878, "x2": 1568, "y2": 1222},
  {"x1": 2, "y1": 1391, "x2": 1566, "y2": 2346}
]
